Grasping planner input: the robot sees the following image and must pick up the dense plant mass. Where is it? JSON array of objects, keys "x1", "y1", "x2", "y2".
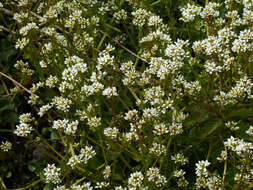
[{"x1": 1, "y1": 0, "x2": 253, "y2": 189}]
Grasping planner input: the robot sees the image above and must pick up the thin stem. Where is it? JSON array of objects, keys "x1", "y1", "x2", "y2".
[
  {"x1": 35, "y1": 130, "x2": 65, "y2": 160},
  {"x1": 222, "y1": 148, "x2": 228, "y2": 188},
  {"x1": 14, "y1": 179, "x2": 41, "y2": 190},
  {"x1": 98, "y1": 30, "x2": 148, "y2": 63},
  {"x1": 128, "y1": 87, "x2": 140, "y2": 102},
  {"x1": 0, "y1": 72, "x2": 35, "y2": 96}
]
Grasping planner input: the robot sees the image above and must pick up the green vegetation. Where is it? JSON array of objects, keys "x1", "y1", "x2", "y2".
[{"x1": 0, "y1": 0, "x2": 253, "y2": 189}]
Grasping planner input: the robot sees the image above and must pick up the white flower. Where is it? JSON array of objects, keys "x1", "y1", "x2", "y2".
[
  {"x1": 95, "y1": 181, "x2": 109, "y2": 189},
  {"x1": 67, "y1": 155, "x2": 81, "y2": 168},
  {"x1": 71, "y1": 182, "x2": 93, "y2": 190},
  {"x1": 169, "y1": 122, "x2": 183, "y2": 136},
  {"x1": 19, "y1": 22, "x2": 38, "y2": 36},
  {"x1": 180, "y1": 3, "x2": 202, "y2": 22},
  {"x1": 149, "y1": 142, "x2": 166, "y2": 156},
  {"x1": 195, "y1": 160, "x2": 210, "y2": 177},
  {"x1": 53, "y1": 119, "x2": 69, "y2": 130},
  {"x1": 174, "y1": 169, "x2": 185, "y2": 178},
  {"x1": 79, "y1": 145, "x2": 96, "y2": 164},
  {"x1": 46, "y1": 75, "x2": 58, "y2": 88},
  {"x1": 38, "y1": 104, "x2": 52, "y2": 117},
  {"x1": 14, "y1": 123, "x2": 33, "y2": 137},
  {"x1": 146, "y1": 167, "x2": 167, "y2": 187},
  {"x1": 88, "y1": 116, "x2": 101, "y2": 128},
  {"x1": 153, "y1": 123, "x2": 168, "y2": 136},
  {"x1": 171, "y1": 153, "x2": 189, "y2": 165},
  {"x1": 225, "y1": 121, "x2": 239, "y2": 131},
  {"x1": 44, "y1": 164, "x2": 61, "y2": 184},
  {"x1": 102, "y1": 87, "x2": 118, "y2": 98},
  {"x1": 200, "y1": 2, "x2": 220, "y2": 19},
  {"x1": 0, "y1": 141, "x2": 12, "y2": 152},
  {"x1": 19, "y1": 113, "x2": 32, "y2": 123},
  {"x1": 103, "y1": 166, "x2": 111, "y2": 179},
  {"x1": 15, "y1": 38, "x2": 29, "y2": 49},
  {"x1": 246, "y1": 126, "x2": 253, "y2": 136},
  {"x1": 51, "y1": 96, "x2": 72, "y2": 112},
  {"x1": 104, "y1": 127, "x2": 119, "y2": 140},
  {"x1": 148, "y1": 15, "x2": 162, "y2": 26},
  {"x1": 65, "y1": 120, "x2": 79, "y2": 135},
  {"x1": 128, "y1": 171, "x2": 144, "y2": 187},
  {"x1": 132, "y1": 8, "x2": 149, "y2": 27}
]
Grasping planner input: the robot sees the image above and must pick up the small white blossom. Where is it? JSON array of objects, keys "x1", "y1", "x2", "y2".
[
  {"x1": 104, "y1": 127, "x2": 119, "y2": 140},
  {"x1": 44, "y1": 164, "x2": 61, "y2": 184},
  {"x1": 102, "y1": 87, "x2": 118, "y2": 98},
  {"x1": 103, "y1": 166, "x2": 111, "y2": 179},
  {"x1": 128, "y1": 171, "x2": 144, "y2": 187},
  {"x1": 79, "y1": 145, "x2": 96, "y2": 164},
  {"x1": 146, "y1": 167, "x2": 167, "y2": 187},
  {"x1": 0, "y1": 141, "x2": 12, "y2": 152},
  {"x1": 246, "y1": 125, "x2": 253, "y2": 136},
  {"x1": 14, "y1": 123, "x2": 33, "y2": 137},
  {"x1": 67, "y1": 155, "x2": 81, "y2": 168},
  {"x1": 195, "y1": 160, "x2": 210, "y2": 177}
]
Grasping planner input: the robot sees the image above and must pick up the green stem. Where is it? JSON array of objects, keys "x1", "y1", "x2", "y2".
[
  {"x1": 99, "y1": 133, "x2": 108, "y2": 165},
  {"x1": 35, "y1": 130, "x2": 65, "y2": 160},
  {"x1": 14, "y1": 179, "x2": 41, "y2": 190},
  {"x1": 222, "y1": 150, "x2": 227, "y2": 188}
]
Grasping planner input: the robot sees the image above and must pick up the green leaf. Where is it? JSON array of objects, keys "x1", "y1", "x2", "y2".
[
  {"x1": 28, "y1": 163, "x2": 37, "y2": 172},
  {"x1": 227, "y1": 108, "x2": 253, "y2": 120},
  {"x1": 2, "y1": 111, "x2": 18, "y2": 124},
  {"x1": 0, "y1": 39, "x2": 17, "y2": 62},
  {"x1": 43, "y1": 183, "x2": 54, "y2": 190},
  {"x1": 5, "y1": 171, "x2": 11, "y2": 178},
  {"x1": 50, "y1": 130, "x2": 59, "y2": 140},
  {"x1": 199, "y1": 119, "x2": 223, "y2": 138},
  {"x1": 0, "y1": 104, "x2": 12, "y2": 114}
]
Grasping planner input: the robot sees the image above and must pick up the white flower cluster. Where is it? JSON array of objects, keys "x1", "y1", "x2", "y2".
[
  {"x1": 95, "y1": 181, "x2": 109, "y2": 189},
  {"x1": 224, "y1": 136, "x2": 253, "y2": 156},
  {"x1": 15, "y1": 38, "x2": 29, "y2": 50},
  {"x1": 246, "y1": 125, "x2": 253, "y2": 136},
  {"x1": 102, "y1": 87, "x2": 118, "y2": 98},
  {"x1": 171, "y1": 153, "x2": 189, "y2": 165},
  {"x1": 44, "y1": 164, "x2": 61, "y2": 184},
  {"x1": 146, "y1": 167, "x2": 167, "y2": 187},
  {"x1": 14, "y1": 113, "x2": 33, "y2": 137},
  {"x1": 53, "y1": 119, "x2": 79, "y2": 135},
  {"x1": 124, "y1": 109, "x2": 138, "y2": 121},
  {"x1": 104, "y1": 127, "x2": 119, "y2": 140},
  {"x1": 128, "y1": 171, "x2": 144, "y2": 188},
  {"x1": 153, "y1": 123, "x2": 168, "y2": 136},
  {"x1": 131, "y1": 8, "x2": 149, "y2": 27},
  {"x1": 195, "y1": 160, "x2": 223, "y2": 189},
  {"x1": 214, "y1": 76, "x2": 253, "y2": 106},
  {"x1": 174, "y1": 169, "x2": 189, "y2": 187},
  {"x1": 200, "y1": 2, "x2": 220, "y2": 19},
  {"x1": 113, "y1": 9, "x2": 128, "y2": 23},
  {"x1": 0, "y1": 141, "x2": 12, "y2": 152},
  {"x1": 67, "y1": 145, "x2": 96, "y2": 168},
  {"x1": 19, "y1": 22, "x2": 38, "y2": 36},
  {"x1": 71, "y1": 182, "x2": 93, "y2": 190},
  {"x1": 51, "y1": 96, "x2": 72, "y2": 112},
  {"x1": 195, "y1": 160, "x2": 210, "y2": 178},
  {"x1": 7, "y1": 0, "x2": 253, "y2": 188},
  {"x1": 14, "y1": 60, "x2": 34, "y2": 76},
  {"x1": 103, "y1": 165, "x2": 111, "y2": 179},
  {"x1": 149, "y1": 142, "x2": 166, "y2": 156},
  {"x1": 225, "y1": 121, "x2": 239, "y2": 131},
  {"x1": 180, "y1": 3, "x2": 202, "y2": 22}
]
